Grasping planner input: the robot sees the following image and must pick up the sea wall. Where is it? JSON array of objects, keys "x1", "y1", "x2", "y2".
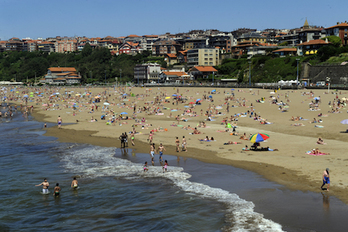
[{"x1": 302, "y1": 63, "x2": 348, "y2": 84}]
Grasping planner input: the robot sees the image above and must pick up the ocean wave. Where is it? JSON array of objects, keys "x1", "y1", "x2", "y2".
[{"x1": 61, "y1": 145, "x2": 283, "y2": 231}]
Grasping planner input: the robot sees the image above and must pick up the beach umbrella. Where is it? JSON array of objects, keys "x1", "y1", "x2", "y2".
[
  {"x1": 189, "y1": 102, "x2": 195, "y2": 104},
  {"x1": 23, "y1": 94, "x2": 28, "y2": 98},
  {"x1": 196, "y1": 99, "x2": 201, "y2": 101},
  {"x1": 172, "y1": 94, "x2": 177, "y2": 97},
  {"x1": 340, "y1": 119, "x2": 348, "y2": 125},
  {"x1": 120, "y1": 112, "x2": 128, "y2": 115},
  {"x1": 249, "y1": 133, "x2": 270, "y2": 143},
  {"x1": 231, "y1": 89, "x2": 235, "y2": 91},
  {"x1": 165, "y1": 97, "x2": 171, "y2": 99},
  {"x1": 209, "y1": 95, "x2": 213, "y2": 98},
  {"x1": 212, "y1": 89, "x2": 216, "y2": 92},
  {"x1": 103, "y1": 102, "x2": 110, "y2": 106}
]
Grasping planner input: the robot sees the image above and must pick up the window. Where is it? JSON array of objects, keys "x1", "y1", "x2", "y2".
[
  {"x1": 209, "y1": 62, "x2": 213, "y2": 65},
  {"x1": 205, "y1": 62, "x2": 208, "y2": 64}
]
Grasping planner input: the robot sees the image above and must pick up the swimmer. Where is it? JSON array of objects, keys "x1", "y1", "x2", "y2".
[
  {"x1": 71, "y1": 177, "x2": 78, "y2": 189},
  {"x1": 163, "y1": 160, "x2": 168, "y2": 173},
  {"x1": 144, "y1": 161, "x2": 148, "y2": 172},
  {"x1": 53, "y1": 183, "x2": 61, "y2": 196},
  {"x1": 35, "y1": 178, "x2": 49, "y2": 194}
]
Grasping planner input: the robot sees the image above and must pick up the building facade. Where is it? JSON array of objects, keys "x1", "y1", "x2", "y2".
[{"x1": 186, "y1": 48, "x2": 219, "y2": 67}]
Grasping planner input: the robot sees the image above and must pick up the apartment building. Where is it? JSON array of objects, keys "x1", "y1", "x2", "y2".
[
  {"x1": 325, "y1": 22, "x2": 348, "y2": 45},
  {"x1": 133, "y1": 63, "x2": 161, "y2": 83},
  {"x1": 186, "y1": 48, "x2": 219, "y2": 67},
  {"x1": 55, "y1": 40, "x2": 77, "y2": 53},
  {"x1": 152, "y1": 40, "x2": 182, "y2": 56}
]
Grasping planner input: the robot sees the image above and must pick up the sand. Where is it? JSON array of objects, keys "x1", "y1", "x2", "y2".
[{"x1": 4, "y1": 85, "x2": 348, "y2": 204}]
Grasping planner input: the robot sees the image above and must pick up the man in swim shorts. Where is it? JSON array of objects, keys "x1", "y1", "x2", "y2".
[
  {"x1": 53, "y1": 183, "x2": 61, "y2": 196},
  {"x1": 321, "y1": 168, "x2": 330, "y2": 191},
  {"x1": 157, "y1": 143, "x2": 166, "y2": 162},
  {"x1": 35, "y1": 178, "x2": 49, "y2": 193},
  {"x1": 57, "y1": 115, "x2": 62, "y2": 129},
  {"x1": 71, "y1": 177, "x2": 78, "y2": 189}
]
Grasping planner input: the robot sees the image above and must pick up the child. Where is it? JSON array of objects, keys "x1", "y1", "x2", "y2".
[
  {"x1": 163, "y1": 160, "x2": 168, "y2": 173},
  {"x1": 143, "y1": 161, "x2": 148, "y2": 172}
]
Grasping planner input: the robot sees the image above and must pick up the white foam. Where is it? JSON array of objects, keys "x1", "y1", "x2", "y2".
[{"x1": 62, "y1": 145, "x2": 283, "y2": 231}]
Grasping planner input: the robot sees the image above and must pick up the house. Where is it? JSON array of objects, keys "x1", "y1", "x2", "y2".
[
  {"x1": 119, "y1": 42, "x2": 142, "y2": 55},
  {"x1": 272, "y1": 48, "x2": 297, "y2": 57},
  {"x1": 164, "y1": 53, "x2": 178, "y2": 66},
  {"x1": 177, "y1": 50, "x2": 187, "y2": 63},
  {"x1": 297, "y1": 39, "x2": 330, "y2": 56},
  {"x1": 43, "y1": 67, "x2": 81, "y2": 85},
  {"x1": 186, "y1": 48, "x2": 220, "y2": 67},
  {"x1": 160, "y1": 70, "x2": 190, "y2": 83},
  {"x1": 152, "y1": 40, "x2": 182, "y2": 56},
  {"x1": 188, "y1": 66, "x2": 217, "y2": 80},
  {"x1": 237, "y1": 32, "x2": 266, "y2": 43},
  {"x1": 37, "y1": 41, "x2": 55, "y2": 52},
  {"x1": 324, "y1": 22, "x2": 348, "y2": 45}
]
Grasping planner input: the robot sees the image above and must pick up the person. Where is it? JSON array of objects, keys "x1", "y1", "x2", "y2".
[
  {"x1": 163, "y1": 160, "x2": 168, "y2": 173},
  {"x1": 321, "y1": 168, "x2": 330, "y2": 191},
  {"x1": 182, "y1": 136, "x2": 187, "y2": 152},
  {"x1": 150, "y1": 143, "x2": 155, "y2": 165},
  {"x1": 317, "y1": 137, "x2": 326, "y2": 145},
  {"x1": 242, "y1": 145, "x2": 249, "y2": 151},
  {"x1": 130, "y1": 132, "x2": 135, "y2": 146},
  {"x1": 157, "y1": 143, "x2": 166, "y2": 162},
  {"x1": 143, "y1": 161, "x2": 148, "y2": 172},
  {"x1": 224, "y1": 141, "x2": 242, "y2": 145},
  {"x1": 175, "y1": 137, "x2": 180, "y2": 152},
  {"x1": 53, "y1": 183, "x2": 61, "y2": 196},
  {"x1": 71, "y1": 177, "x2": 78, "y2": 189},
  {"x1": 57, "y1": 115, "x2": 62, "y2": 129},
  {"x1": 35, "y1": 178, "x2": 49, "y2": 194}
]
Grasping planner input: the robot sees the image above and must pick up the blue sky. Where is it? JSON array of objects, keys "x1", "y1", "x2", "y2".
[{"x1": 0, "y1": 0, "x2": 346, "y2": 40}]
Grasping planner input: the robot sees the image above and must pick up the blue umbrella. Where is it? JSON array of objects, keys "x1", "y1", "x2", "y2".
[
  {"x1": 172, "y1": 94, "x2": 177, "y2": 97},
  {"x1": 123, "y1": 93, "x2": 127, "y2": 96},
  {"x1": 209, "y1": 95, "x2": 212, "y2": 98},
  {"x1": 231, "y1": 89, "x2": 235, "y2": 91},
  {"x1": 196, "y1": 99, "x2": 201, "y2": 101},
  {"x1": 120, "y1": 112, "x2": 128, "y2": 114},
  {"x1": 23, "y1": 94, "x2": 28, "y2": 98},
  {"x1": 212, "y1": 89, "x2": 216, "y2": 92}
]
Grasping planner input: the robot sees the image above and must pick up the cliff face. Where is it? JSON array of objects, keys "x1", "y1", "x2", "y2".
[{"x1": 302, "y1": 63, "x2": 348, "y2": 84}]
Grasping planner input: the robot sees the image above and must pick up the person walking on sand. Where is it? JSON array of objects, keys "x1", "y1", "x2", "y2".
[
  {"x1": 57, "y1": 115, "x2": 62, "y2": 129},
  {"x1": 157, "y1": 143, "x2": 166, "y2": 162},
  {"x1": 36, "y1": 178, "x2": 49, "y2": 194},
  {"x1": 175, "y1": 137, "x2": 180, "y2": 152},
  {"x1": 130, "y1": 132, "x2": 135, "y2": 146},
  {"x1": 71, "y1": 177, "x2": 78, "y2": 189},
  {"x1": 321, "y1": 168, "x2": 330, "y2": 191},
  {"x1": 182, "y1": 136, "x2": 187, "y2": 152}
]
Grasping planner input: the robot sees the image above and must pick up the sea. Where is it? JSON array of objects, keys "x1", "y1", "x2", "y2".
[{"x1": 1, "y1": 103, "x2": 348, "y2": 232}]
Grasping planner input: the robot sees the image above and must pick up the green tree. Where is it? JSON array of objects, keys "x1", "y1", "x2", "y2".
[{"x1": 322, "y1": 36, "x2": 342, "y2": 47}]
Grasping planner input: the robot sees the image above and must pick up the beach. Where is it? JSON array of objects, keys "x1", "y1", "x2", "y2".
[
  {"x1": 16, "y1": 86, "x2": 346, "y2": 202},
  {"x1": 2, "y1": 85, "x2": 348, "y2": 230}
]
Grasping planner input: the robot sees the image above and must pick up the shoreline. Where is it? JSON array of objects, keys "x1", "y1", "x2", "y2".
[{"x1": 33, "y1": 109, "x2": 348, "y2": 205}]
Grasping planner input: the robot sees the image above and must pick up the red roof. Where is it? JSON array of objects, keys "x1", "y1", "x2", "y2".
[
  {"x1": 297, "y1": 39, "x2": 330, "y2": 46},
  {"x1": 273, "y1": 48, "x2": 297, "y2": 53},
  {"x1": 49, "y1": 67, "x2": 76, "y2": 72},
  {"x1": 192, "y1": 66, "x2": 217, "y2": 72},
  {"x1": 162, "y1": 71, "x2": 188, "y2": 76},
  {"x1": 325, "y1": 22, "x2": 348, "y2": 30},
  {"x1": 166, "y1": 53, "x2": 177, "y2": 58},
  {"x1": 127, "y1": 34, "x2": 141, "y2": 38}
]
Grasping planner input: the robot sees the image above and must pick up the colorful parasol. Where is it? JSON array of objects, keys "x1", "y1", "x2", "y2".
[{"x1": 249, "y1": 133, "x2": 270, "y2": 143}]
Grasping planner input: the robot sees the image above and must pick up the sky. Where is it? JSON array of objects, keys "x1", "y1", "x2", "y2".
[{"x1": 0, "y1": 0, "x2": 346, "y2": 40}]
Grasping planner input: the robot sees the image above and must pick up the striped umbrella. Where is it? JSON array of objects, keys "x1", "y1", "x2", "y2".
[{"x1": 249, "y1": 133, "x2": 270, "y2": 143}]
